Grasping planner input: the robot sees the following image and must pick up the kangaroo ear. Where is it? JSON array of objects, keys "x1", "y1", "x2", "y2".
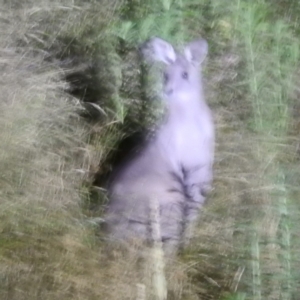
[
  {"x1": 184, "y1": 39, "x2": 208, "y2": 65},
  {"x1": 140, "y1": 37, "x2": 176, "y2": 64}
]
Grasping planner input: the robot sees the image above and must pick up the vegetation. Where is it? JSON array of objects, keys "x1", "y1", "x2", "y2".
[{"x1": 1, "y1": 0, "x2": 300, "y2": 299}]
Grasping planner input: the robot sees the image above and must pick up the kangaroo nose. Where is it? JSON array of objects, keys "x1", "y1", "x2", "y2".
[{"x1": 165, "y1": 88, "x2": 173, "y2": 95}]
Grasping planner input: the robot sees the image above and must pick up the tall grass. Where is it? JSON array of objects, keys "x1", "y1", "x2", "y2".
[
  {"x1": 0, "y1": 2, "x2": 108, "y2": 299},
  {"x1": 234, "y1": 2, "x2": 299, "y2": 299},
  {"x1": 1, "y1": 0, "x2": 300, "y2": 299}
]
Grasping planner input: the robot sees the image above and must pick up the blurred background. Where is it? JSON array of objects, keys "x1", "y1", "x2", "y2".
[{"x1": 1, "y1": 0, "x2": 300, "y2": 299}]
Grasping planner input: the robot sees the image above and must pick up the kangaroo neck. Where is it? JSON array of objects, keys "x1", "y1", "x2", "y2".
[{"x1": 165, "y1": 93, "x2": 204, "y2": 123}]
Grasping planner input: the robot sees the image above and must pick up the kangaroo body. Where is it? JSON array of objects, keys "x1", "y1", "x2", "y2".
[{"x1": 105, "y1": 37, "x2": 215, "y2": 254}]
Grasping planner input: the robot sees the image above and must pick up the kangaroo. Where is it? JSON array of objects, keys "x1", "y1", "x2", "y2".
[{"x1": 105, "y1": 37, "x2": 215, "y2": 255}]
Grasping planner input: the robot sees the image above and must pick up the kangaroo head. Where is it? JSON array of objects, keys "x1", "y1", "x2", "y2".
[{"x1": 141, "y1": 37, "x2": 208, "y2": 101}]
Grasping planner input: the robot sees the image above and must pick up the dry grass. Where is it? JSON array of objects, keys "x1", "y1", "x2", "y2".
[{"x1": 0, "y1": 2, "x2": 98, "y2": 299}]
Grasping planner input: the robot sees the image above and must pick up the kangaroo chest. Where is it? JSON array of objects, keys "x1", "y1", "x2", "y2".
[{"x1": 156, "y1": 107, "x2": 212, "y2": 169}]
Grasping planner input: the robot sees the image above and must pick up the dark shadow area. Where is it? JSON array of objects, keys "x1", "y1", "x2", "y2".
[{"x1": 55, "y1": 38, "x2": 150, "y2": 212}]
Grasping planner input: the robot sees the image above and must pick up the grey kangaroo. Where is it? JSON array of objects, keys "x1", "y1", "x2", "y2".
[{"x1": 105, "y1": 37, "x2": 215, "y2": 254}]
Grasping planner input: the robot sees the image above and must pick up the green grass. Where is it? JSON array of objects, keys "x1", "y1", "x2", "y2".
[{"x1": 0, "y1": 0, "x2": 300, "y2": 299}]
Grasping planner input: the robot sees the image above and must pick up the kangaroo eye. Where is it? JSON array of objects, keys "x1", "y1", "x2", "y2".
[
  {"x1": 164, "y1": 73, "x2": 169, "y2": 83},
  {"x1": 182, "y1": 71, "x2": 188, "y2": 79}
]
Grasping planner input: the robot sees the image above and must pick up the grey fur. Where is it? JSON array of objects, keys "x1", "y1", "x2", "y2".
[{"x1": 105, "y1": 37, "x2": 215, "y2": 255}]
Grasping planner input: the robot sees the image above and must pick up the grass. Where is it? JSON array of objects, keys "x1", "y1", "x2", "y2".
[{"x1": 0, "y1": 0, "x2": 300, "y2": 299}]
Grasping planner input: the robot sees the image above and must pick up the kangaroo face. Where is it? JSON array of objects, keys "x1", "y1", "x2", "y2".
[
  {"x1": 163, "y1": 55, "x2": 199, "y2": 100},
  {"x1": 142, "y1": 37, "x2": 207, "y2": 103}
]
